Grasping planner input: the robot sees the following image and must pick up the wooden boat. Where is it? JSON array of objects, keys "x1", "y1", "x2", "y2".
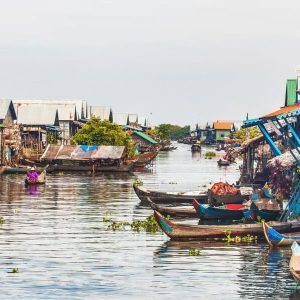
[
  {"x1": 3, "y1": 166, "x2": 31, "y2": 174},
  {"x1": 192, "y1": 199, "x2": 246, "y2": 220},
  {"x1": 145, "y1": 197, "x2": 198, "y2": 218},
  {"x1": 191, "y1": 144, "x2": 201, "y2": 152},
  {"x1": 290, "y1": 242, "x2": 300, "y2": 283},
  {"x1": 154, "y1": 210, "x2": 300, "y2": 241},
  {"x1": 133, "y1": 184, "x2": 208, "y2": 204},
  {"x1": 243, "y1": 202, "x2": 281, "y2": 222},
  {"x1": 132, "y1": 151, "x2": 159, "y2": 168},
  {"x1": 217, "y1": 159, "x2": 230, "y2": 166},
  {"x1": 47, "y1": 160, "x2": 136, "y2": 172},
  {"x1": 160, "y1": 145, "x2": 177, "y2": 151},
  {"x1": 208, "y1": 189, "x2": 249, "y2": 206},
  {"x1": 25, "y1": 170, "x2": 46, "y2": 186},
  {"x1": 263, "y1": 222, "x2": 300, "y2": 247}
]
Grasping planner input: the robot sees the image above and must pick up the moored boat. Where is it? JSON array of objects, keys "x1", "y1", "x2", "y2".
[
  {"x1": 263, "y1": 222, "x2": 300, "y2": 247},
  {"x1": 217, "y1": 159, "x2": 230, "y2": 166},
  {"x1": 25, "y1": 170, "x2": 46, "y2": 186},
  {"x1": 243, "y1": 202, "x2": 282, "y2": 222},
  {"x1": 146, "y1": 197, "x2": 198, "y2": 218},
  {"x1": 290, "y1": 242, "x2": 300, "y2": 283},
  {"x1": 133, "y1": 183, "x2": 208, "y2": 204},
  {"x1": 192, "y1": 199, "x2": 246, "y2": 220},
  {"x1": 154, "y1": 210, "x2": 300, "y2": 241},
  {"x1": 191, "y1": 144, "x2": 201, "y2": 152}
]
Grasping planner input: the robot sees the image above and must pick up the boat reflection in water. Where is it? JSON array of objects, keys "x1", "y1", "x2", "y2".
[{"x1": 153, "y1": 240, "x2": 298, "y2": 299}]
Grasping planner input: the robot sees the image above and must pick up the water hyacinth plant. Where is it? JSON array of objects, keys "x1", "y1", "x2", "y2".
[{"x1": 104, "y1": 215, "x2": 170, "y2": 233}]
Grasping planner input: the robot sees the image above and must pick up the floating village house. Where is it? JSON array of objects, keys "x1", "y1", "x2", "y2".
[
  {"x1": 0, "y1": 99, "x2": 17, "y2": 165},
  {"x1": 89, "y1": 106, "x2": 112, "y2": 121},
  {"x1": 213, "y1": 121, "x2": 234, "y2": 142},
  {"x1": 13, "y1": 99, "x2": 87, "y2": 146},
  {"x1": 131, "y1": 131, "x2": 158, "y2": 153},
  {"x1": 14, "y1": 103, "x2": 60, "y2": 159}
]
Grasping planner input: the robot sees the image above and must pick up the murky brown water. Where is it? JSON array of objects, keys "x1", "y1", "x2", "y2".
[{"x1": 0, "y1": 144, "x2": 299, "y2": 299}]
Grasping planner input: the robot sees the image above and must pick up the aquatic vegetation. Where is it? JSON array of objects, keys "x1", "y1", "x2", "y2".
[
  {"x1": 8, "y1": 268, "x2": 19, "y2": 274},
  {"x1": 188, "y1": 248, "x2": 200, "y2": 256},
  {"x1": 205, "y1": 151, "x2": 216, "y2": 159},
  {"x1": 0, "y1": 216, "x2": 4, "y2": 225},
  {"x1": 134, "y1": 178, "x2": 143, "y2": 186},
  {"x1": 223, "y1": 230, "x2": 257, "y2": 244},
  {"x1": 105, "y1": 215, "x2": 170, "y2": 233}
]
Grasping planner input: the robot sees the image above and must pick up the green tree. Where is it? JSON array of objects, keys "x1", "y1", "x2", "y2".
[
  {"x1": 72, "y1": 117, "x2": 135, "y2": 156},
  {"x1": 156, "y1": 124, "x2": 190, "y2": 141},
  {"x1": 233, "y1": 127, "x2": 261, "y2": 143}
]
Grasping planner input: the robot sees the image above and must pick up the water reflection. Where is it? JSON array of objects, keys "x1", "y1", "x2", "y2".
[{"x1": 0, "y1": 144, "x2": 296, "y2": 299}]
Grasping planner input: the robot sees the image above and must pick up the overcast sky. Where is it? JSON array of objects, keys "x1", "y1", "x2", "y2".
[{"x1": 0, "y1": 0, "x2": 300, "y2": 126}]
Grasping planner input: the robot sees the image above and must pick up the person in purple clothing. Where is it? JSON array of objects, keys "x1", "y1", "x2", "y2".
[{"x1": 27, "y1": 168, "x2": 39, "y2": 182}]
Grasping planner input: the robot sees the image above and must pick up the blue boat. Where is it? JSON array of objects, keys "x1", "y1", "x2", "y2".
[
  {"x1": 263, "y1": 222, "x2": 300, "y2": 247},
  {"x1": 192, "y1": 199, "x2": 246, "y2": 220},
  {"x1": 243, "y1": 202, "x2": 281, "y2": 222}
]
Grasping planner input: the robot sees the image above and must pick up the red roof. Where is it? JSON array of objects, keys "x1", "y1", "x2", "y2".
[
  {"x1": 261, "y1": 103, "x2": 300, "y2": 119},
  {"x1": 213, "y1": 121, "x2": 233, "y2": 130}
]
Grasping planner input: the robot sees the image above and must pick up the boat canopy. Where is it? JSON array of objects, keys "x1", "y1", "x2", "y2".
[{"x1": 41, "y1": 144, "x2": 125, "y2": 160}]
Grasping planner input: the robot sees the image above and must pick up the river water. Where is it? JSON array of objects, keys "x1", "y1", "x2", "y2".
[{"x1": 0, "y1": 144, "x2": 299, "y2": 299}]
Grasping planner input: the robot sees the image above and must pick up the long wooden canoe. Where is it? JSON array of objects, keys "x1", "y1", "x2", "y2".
[
  {"x1": 154, "y1": 210, "x2": 300, "y2": 241},
  {"x1": 290, "y1": 242, "x2": 300, "y2": 284},
  {"x1": 146, "y1": 197, "x2": 198, "y2": 218},
  {"x1": 263, "y1": 222, "x2": 300, "y2": 247},
  {"x1": 192, "y1": 199, "x2": 246, "y2": 220},
  {"x1": 133, "y1": 184, "x2": 208, "y2": 204}
]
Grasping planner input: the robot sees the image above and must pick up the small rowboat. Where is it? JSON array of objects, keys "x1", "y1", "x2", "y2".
[
  {"x1": 25, "y1": 170, "x2": 46, "y2": 186},
  {"x1": 263, "y1": 222, "x2": 300, "y2": 247},
  {"x1": 192, "y1": 199, "x2": 246, "y2": 220},
  {"x1": 217, "y1": 159, "x2": 230, "y2": 166},
  {"x1": 154, "y1": 210, "x2": 300, "y2": 241},
  {"x1": 146, "y1": 197, "x2": 198, "y2": 218},
  {"x1": 290, "y1": 242, "x2": 300, "y2": 283}
]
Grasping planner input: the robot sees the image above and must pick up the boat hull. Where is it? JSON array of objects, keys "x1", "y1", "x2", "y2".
[
  {"x1": 146, "y1": 197, "x2": 198, "y2": 218},
  {"x1": 154, "y1": 210, "x2": 300, "y2": 241},
  {"x1": 192, "y1": 199, "x2": 245, "y2": 220},
  {"x1": 263, "y1": 222, "x2": 300, "y2": 247},
  {"x1": 208, "y1": 190, "x2": 249, "y2": 206},
  {"x1": 133, "y1": 184, "x2": 208, "y2": 204}
]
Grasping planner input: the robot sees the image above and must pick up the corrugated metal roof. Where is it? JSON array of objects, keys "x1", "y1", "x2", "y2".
[
  {"x1": 91, "y1": 146, "x2": 125, "y2": 159},
  {"x1": 13, "y1": 99, "x2": 83, "y2": 120},
  {"x1": 0, "y1": 99, "x2": 16, "y2": 120},
  {"x1": 261, "y1": 103, "x2": 300, "y2": 119},
  {"x1": 133, "y1": 131, "x2": 157, "y2": 144},
  {"x1": 15, "y1": 103, "x2": 59, "y2": 125},
  {"x1": 213, "y1": 121, "x2": 233, "y2": 130},
  {"x1": 128, "y1": 113, "x2": 138, "y2": 123},
  {"x1": 138, "y1": 116, "x2": 147, "y2": 127},
  {"x1": 41, "y1": 144, "x2": 125, "y2": 160},
  {"x1": 113, "y1": 113, "x2": 129, "y2": 126},
  {"x1": 89, "y1": 106, "x2": 111, "y2": 120}
]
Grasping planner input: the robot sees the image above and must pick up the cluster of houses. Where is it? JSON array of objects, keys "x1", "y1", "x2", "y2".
[
  {"x1": 0, "y1": 99, "x2": 151, "y2": 165},
  {"x1": 190, "y1": 121, "x2": 243, "y2": 144}
]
